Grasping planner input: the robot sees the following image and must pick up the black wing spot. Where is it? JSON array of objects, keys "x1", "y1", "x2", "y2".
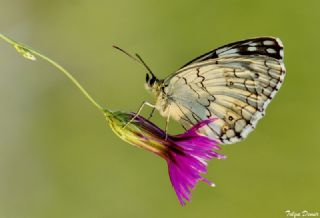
[{"x1": 227, "y1": 80, "x2": 234, "y2": 86}]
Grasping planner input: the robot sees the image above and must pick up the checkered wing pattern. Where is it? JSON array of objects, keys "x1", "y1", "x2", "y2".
[{"x1": 157, "y1": 37, "x2": 285, "y2": 144}]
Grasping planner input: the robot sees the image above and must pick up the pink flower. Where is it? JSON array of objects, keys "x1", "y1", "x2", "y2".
[{"x1": 106, "y1": 111, "x2": 226, "y2": 205}]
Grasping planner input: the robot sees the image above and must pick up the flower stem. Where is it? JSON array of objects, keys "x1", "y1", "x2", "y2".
[{"x1": 0, "y1": 33, "x2": 112, "y2": 115}]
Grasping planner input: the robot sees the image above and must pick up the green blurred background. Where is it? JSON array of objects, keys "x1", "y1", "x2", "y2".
[{"x1": 0, "y1": 0, "x2": 319, "y2": 218}]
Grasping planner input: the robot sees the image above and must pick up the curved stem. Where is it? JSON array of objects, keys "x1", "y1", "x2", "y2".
[{"x1": 0, "y1": 33, "x2": 112, "y2": 115}]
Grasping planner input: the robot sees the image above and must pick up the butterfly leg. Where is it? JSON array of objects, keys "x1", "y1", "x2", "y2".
[
  {"x1": 123, "y1": 101, "x2": 155, "y2": 129},
  {"x1": 147, "y1": 107, "x2": 156, "y2": 120},
  {"x1": 164, "y1": 105, "x2": 171, "y2": 140}
]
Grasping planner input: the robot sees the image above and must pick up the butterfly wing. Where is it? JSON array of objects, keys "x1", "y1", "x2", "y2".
[{"x1": 160, "y1": 37, "x2": 285, "y2": 144}]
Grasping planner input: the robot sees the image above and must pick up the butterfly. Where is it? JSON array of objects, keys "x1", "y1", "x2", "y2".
[{"x1": 115, "y1": 37, "x2": 286, "y2": 144}]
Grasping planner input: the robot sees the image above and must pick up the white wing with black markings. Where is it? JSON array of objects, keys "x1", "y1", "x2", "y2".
[{"x1": 155, "y1": 37, "x2": 285, "y2": 144}]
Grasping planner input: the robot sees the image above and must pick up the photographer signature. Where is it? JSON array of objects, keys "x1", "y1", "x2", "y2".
[{"x1": 285, "y1": 210, "x2": 319, "y2": 218}]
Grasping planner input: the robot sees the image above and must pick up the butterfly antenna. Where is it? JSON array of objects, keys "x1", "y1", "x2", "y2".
[
  {"x1": 112, "y1": 45, "x2": 156, "y2": 78},
  {"x1": 135, "y1": 53, "x2": 155, "y2": 77},
  {"x1": 112, "y1": 45, "x2": 140, "y2": 62}
]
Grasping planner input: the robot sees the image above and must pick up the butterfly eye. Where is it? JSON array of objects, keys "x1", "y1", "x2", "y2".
[
  {"x1": 146, "y1": 73, "x2": 150, "y2": 83},
  {"x1": 149, "y1": 76, "x2": 156, "y2": 86}
]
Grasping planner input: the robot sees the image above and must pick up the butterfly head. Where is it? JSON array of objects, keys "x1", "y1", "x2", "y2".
[{"x1": 145, "y1": 73, "x2": 160, "y2": 92}]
